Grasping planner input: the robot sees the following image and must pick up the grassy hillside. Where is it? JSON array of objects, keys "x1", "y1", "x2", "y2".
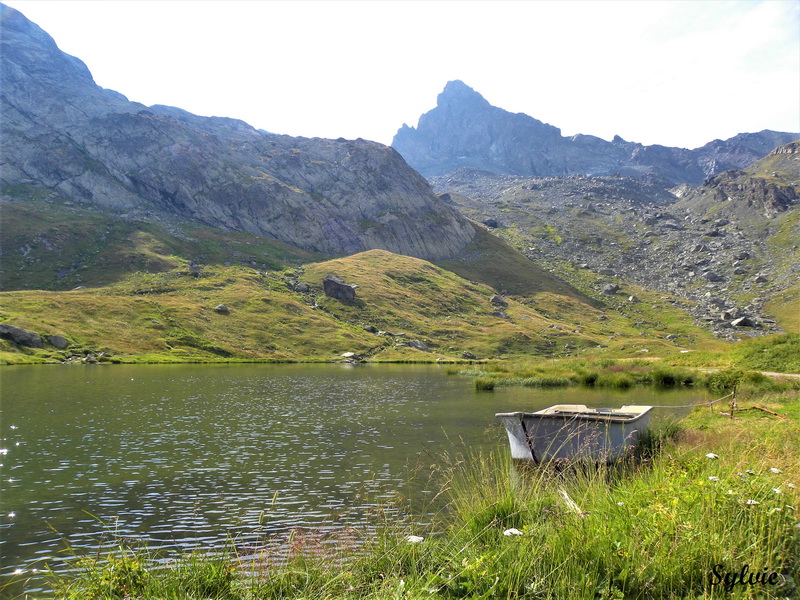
[
  {"x1": 1, "y1": 245, "x2": 721, "y2": 365},
  {"x1": 0, "y1": 198, "x2": 321, "y2": 291},
  {"x1": 435, "y1": 226, "x2": 593, "y2": 303}
]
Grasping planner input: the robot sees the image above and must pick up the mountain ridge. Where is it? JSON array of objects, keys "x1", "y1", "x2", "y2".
[
  {"x1": 392, "y1": 80, "x2": 798, "y2": 184},
  {"x1": 0, "y1": 5, "x2": 477, "y2": 262}
]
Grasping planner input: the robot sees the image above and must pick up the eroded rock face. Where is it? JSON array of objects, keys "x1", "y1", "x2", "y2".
[{"x1": 0, "y1": 6, "x2": 476, "y2": 261}]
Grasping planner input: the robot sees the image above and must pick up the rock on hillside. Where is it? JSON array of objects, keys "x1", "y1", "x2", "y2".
[
  {"x1": 393, "y1": 80, "x2": 798, "y2": 184},
  {"x1": 0, "y1": 5, "x2": 476, "y2": 261}
]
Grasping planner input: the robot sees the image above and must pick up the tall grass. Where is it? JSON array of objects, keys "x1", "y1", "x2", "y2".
[{"x1": 37, "y1": 394, "x2": 800, "y2": 599}]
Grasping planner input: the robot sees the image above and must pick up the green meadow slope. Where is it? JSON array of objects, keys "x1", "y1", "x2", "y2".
[{"x1": 0, "y1": 202, "x2": 722, "y2": 364}]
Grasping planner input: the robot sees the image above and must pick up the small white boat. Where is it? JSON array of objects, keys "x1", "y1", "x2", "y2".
[{"x1": 495, "y1": 404, "x2": 653, "y2": 463}]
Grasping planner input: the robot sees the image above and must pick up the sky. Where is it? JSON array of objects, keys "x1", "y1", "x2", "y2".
[{"x1": 3, "y1": 0, "x2": 799, "y2": 149}]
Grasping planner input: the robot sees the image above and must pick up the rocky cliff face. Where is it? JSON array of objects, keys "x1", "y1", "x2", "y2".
[
  {"x1": 393, "y1": 81, "x2": 798, "y2": 184},
  {"x1": 0, "y1": 6, "x2": 476, "y2": 261}
]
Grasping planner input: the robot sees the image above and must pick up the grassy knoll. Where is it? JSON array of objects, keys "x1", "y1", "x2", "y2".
[
  {"x1": 36, "y1": 390, "x2": 799, "y2": 599},
  {"x1": 1, "y1": 247, "x2": 722, "y2": 365}
]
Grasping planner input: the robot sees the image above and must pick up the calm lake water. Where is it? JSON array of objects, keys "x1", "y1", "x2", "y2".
[{"x1": 0, "y1": 363, "x2": 709, "y2": 593}]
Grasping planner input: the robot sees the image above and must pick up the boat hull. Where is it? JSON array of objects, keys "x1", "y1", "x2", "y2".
[{"x1": 496, "y1": 405, "x2": 653, "y2": 463}]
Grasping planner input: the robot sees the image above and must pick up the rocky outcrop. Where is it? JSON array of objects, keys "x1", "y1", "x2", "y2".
[
  {"x1": 0, "y1": 6, "x2": 476, "y2": 261},
  {"x1": 687, "y1": 170, "x2": 799, "y2": 219},
  {"x1": 392, "y1": 81, "x2": 797, "y2": 184}
]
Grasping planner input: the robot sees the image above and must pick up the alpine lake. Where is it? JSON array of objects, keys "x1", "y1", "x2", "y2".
[{"x1": 1, "y1": 363, "x2": 709, "y2": 595}]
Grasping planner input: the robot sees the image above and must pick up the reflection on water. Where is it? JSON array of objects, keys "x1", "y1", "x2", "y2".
[{"x1": 0, "y1": 363, "x2": 706, "y2": 592}]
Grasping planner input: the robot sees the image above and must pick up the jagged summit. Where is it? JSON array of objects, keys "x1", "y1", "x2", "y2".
[
  {"x1": 436, "y1": 80, "x2": 491, "y2": 108},
  {"x1": 392, "y1": 81, "x2": 798, "y2": 183}
]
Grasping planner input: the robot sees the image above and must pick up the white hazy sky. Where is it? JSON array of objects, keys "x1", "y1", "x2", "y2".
[{"x1": 4, "y1": 0, "x2": 799, "y2": 149}]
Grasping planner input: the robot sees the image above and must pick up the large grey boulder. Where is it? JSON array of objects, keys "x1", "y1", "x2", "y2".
[
  {"x1": 0, "y1": 323, "x2": 43, "y2": 348},
  {"x1": 489, "y1": 294, "x2": 508, "y2": 307},
  {"x1": 731, "y1": 316, "x2": 756, "y2": 327},
  {"x1": 47, "y1": 334, "x2": 69, "y2": 349},
  {"x1": 323, "y1": 275, "x2": 357, "y2": 300},
  {"x1": 408, "y1": 339, "x2": 430, "y2": 352},
  {"x1": 602, "y1": 284, "x2": 620, "y2": 295}
]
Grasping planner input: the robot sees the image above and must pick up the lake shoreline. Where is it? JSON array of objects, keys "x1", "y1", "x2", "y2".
[{"x1": 30, "y1": 388, "x2": 799, "y2": 599}]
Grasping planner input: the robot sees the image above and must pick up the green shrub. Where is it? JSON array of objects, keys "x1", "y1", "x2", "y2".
[{"x1": 705, "y1": 368, "x2": 745, "y2": 392}]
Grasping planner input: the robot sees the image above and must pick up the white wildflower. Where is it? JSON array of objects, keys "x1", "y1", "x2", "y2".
[
  {"x1": 708, "y1": 476, "x2": 720, "y2": 482},
  {"x1": 406, "y1": 535, "x2": 424, "y2": 544},
  {"x1": 705, "y1": 453, "x2": 719, "y2": 459},
  {"x1": 745, "y1": 499, "x2": 760, "y2": 505},
  {"x1": 7, "y1": 512, "x2": 14, "y2": 518},
  {"x1": 0, "y1": 449, "x2": 7, "y2": 455},
  {"x1": 617, "y1": 501, "x2": 625, "y2": 506},
  {"x1": 773, "y1": 488, "x2": 782, "y2": 495},
  {"x1": 503, "y1": 528, "x2": 523, "y2": 536},
  {"x1": 727, "y1": 489, "x2": 735, "y2": 495},
  {"x1": 745, "y1": 469, "x2": 756, "y2": 476},
  {"x1": 787, "y1": 483, "x2": 796, "y2": 489},
  {"x1": 770, "y1": 467, "x2": 782, "y2": 474}
]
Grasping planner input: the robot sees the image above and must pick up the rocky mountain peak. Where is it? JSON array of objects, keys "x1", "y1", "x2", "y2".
[
  {"x1": 437, "y1": 80, "x2": 491, "y2": 109},
  {"x1": 392, "y1": 81, "x2": 798, "y2": 184}
]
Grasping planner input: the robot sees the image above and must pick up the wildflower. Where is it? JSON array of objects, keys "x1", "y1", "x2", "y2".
[
  {"x1": 0, "y1": 449, "x2": 7, "y2": 455},
  {"x1": 617, "y1": 501, "x2": 625, "y2": 506},
  {"x1": 745, "y1": 469, "x2": 755, "y2": 475},
  {"x1": 773, "y1": 488, "x2": 782, "y2": 495},
  {"x1": 406, "y1": 535, "x2": 424, "y2": 544},
  {"x1": 7, "y1": 512, "x2": 14, "y2": 518},
  {"x1": 745, "y1": 499, "x2": 760, "y2": 505},
  {"x1": 770, "y1": 467, "x2": 782, "y2": 474},
  {"x1": 503, "y1": 528, "x2": 523, "y2": 536},
  {"x1": 705, "y1": 453, "x2": 719, "y2": 459},
  {"x1": 787, "y1": 483, "x2": 796, "y2": 489},
  {"x1": 708, "y1": 476, "x2": 720, "y2": 482},
  {"x1": 727, "y1": 490, "x2": 735, "y2": 495}
]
